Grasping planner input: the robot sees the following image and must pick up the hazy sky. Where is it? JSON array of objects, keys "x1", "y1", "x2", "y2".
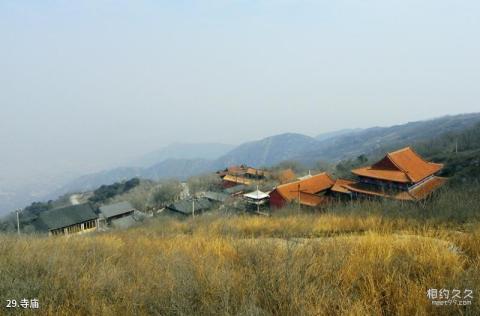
[{"x1": 1, "y1": 0, "x2": 479, "y2": 180}]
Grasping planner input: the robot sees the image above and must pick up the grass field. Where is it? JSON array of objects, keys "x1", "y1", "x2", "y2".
[{"x1": 1, "y1": 186, "x2": 479, "y2": 315}]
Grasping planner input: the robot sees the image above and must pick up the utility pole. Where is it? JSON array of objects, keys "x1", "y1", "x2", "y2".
[
  {"x1": 16, "y1": 209, "x2": 21, "y2": 236},
  {"x1": 192, "y1": 198, "x2": 195, "y2": 218},
  {"x1": 256, "y1": 185, "x2": 260, "y2": 213},
  {"x1": 455, "y1": 139, "x2": 458, "y2": 154}
]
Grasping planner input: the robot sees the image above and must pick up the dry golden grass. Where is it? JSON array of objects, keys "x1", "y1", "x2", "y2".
[{"x1": 1, "y1": 207, "x2": 479, "y2": 316}]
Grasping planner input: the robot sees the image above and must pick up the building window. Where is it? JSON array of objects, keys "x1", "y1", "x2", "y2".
[{"x1": 84, "y1": 220, "x2": 96, "y2": 229}]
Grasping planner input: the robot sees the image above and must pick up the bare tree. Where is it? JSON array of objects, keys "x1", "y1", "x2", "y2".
[
  {"x1": 152, "y1": 180, "x2": 183, "y2": 208},
  {"x1": 187, "y1": 174, "x2": 222, "y2": 195}
]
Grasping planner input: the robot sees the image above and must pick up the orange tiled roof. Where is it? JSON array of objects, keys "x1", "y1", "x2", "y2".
[
  {"x1": 246, "y1": 167, "x2": 269, "y2": 177},
  {"x1": 298, "y1": 192, "x2": 331, "y2": 207},
  {"x1": 352, "y1": 147, "x2": 443, "y2": 183},
  {"x1": 227, "y1": 165, "x2": 247, "y2": 175},
  {"x1": 409, "y1": 176, "x2": 447, "y2": 200},
  {"x1": 387, "y1": 147, "x2": 443, "y2": 182},
  {"x1": 275, "y1": 172, "x2": 335, "y2": 203},
  {"x1": 331, "y1": 179, "x2": 357, "y2": 194},
  {"x1": 351, "y1": 167, "x2": 411, "y2": 183},
  {"x1": 222, "y1": 174, "x2": 253, "y2": 186}
]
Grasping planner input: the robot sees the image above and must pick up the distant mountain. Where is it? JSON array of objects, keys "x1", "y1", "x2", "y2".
[
  {"x1": 131, "y1": 143, "x2": 235, "y2": 167},
  {"x1": 315, "y1": 128, "x2": 363, "y2": 141},
  {"x1": 47, "y1": 143, "x2": 234, "y2": 199},
  {"x1": 51, "y1": 133, "x2": 320, "y2": 196},
  {"x1": 214, "y1": 114, "x2": 480, "y2": 168},
  {"x1": 45, "y1": 112, "x2": 480, "y2": 202},
  {"x1": 48, "y1": 167, "x2": 144, "y2": 198},
  {"x1": 145, "y1": 158, "x2": 214, "y2": 179},
  {"x1": 215, "y1": 133, "x2": 320, "y2": 168},
  {"x1": 49, "y1": 160, "x2": 216, "y2": 199},
  {"x1": 295, "y1": 113, "x2": 480, "y2": 164}
]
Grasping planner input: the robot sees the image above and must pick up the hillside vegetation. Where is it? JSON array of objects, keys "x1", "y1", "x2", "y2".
[
  {"x1": 1, "y1": 185, "x2": 479, "y2": 315},
  {"x1": 298, "y1": 113, "x2": 480, "y2": 164}
]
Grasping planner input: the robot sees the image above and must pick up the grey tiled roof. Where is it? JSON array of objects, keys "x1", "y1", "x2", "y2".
[
  {"x1": 166, "y1": 198, "x2": 212, "y2": 215},
  {"x1": 39, "y1": 203, "x2": 98, "y2": 231},
  {"x1": 110, "y1": 215, "x2": 138, "y2": 229},
  {"x1": 224, "y1": 185, "x2": 247, "y2": 194},
  {"x1": 202, "y1": 191, "x2": 229, "y2": 202},
  {"x1": 100, "y1": 201, "x2": 135, "y2": 219}
]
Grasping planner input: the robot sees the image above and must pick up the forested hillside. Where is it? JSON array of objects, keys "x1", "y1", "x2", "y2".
[
  {"x1": 296, "y1": 113, "x2": 480, "y2": 164},
  {"x1": 415, "y1": 121, "x2": 480, "y2": 183}
]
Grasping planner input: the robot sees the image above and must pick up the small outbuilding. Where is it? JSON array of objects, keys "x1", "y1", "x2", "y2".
[
  {"x1": 99, "y1": 201, "x2": 136, "y2": 223},
  {"x1": 201, "y1": 191, "x2": 230, "y2": 203},
  {"x1": 224, "y1": 184, "x2": 248, "y2": 196},
  {"x1": 109, "y1": 215, "x2": 138, "y2": 229},
  {"x1": 243, "y1": 188, "x2": 270, "y2": 212},
  {"x1": 165, "y1": 198, "x2": 213, "y2": 216}
]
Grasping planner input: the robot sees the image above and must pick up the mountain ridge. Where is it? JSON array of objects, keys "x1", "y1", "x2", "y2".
[
  {"x1": 131, "y1": 142, "x2": 235, "y2": 167},
  {"x1": 34, "y1": 112, "x2": 480, "y2": 206}
]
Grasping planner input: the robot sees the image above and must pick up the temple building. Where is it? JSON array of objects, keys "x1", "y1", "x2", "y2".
[
  {"x1": 218, "y1": 165, "x2": 268, "y2": 188},
  {"x1": 221, "y1": 174, "x2": 253, "y2": 188},
  {"x1": 269, "y1": 172, "x2": 335, "y2": 208},
  {"x1": 332, "y1": 147, "x2": 447, "y2": 201},
  {"x1": 245, "y1": 167, "x2": 270, "y2": 179}
]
